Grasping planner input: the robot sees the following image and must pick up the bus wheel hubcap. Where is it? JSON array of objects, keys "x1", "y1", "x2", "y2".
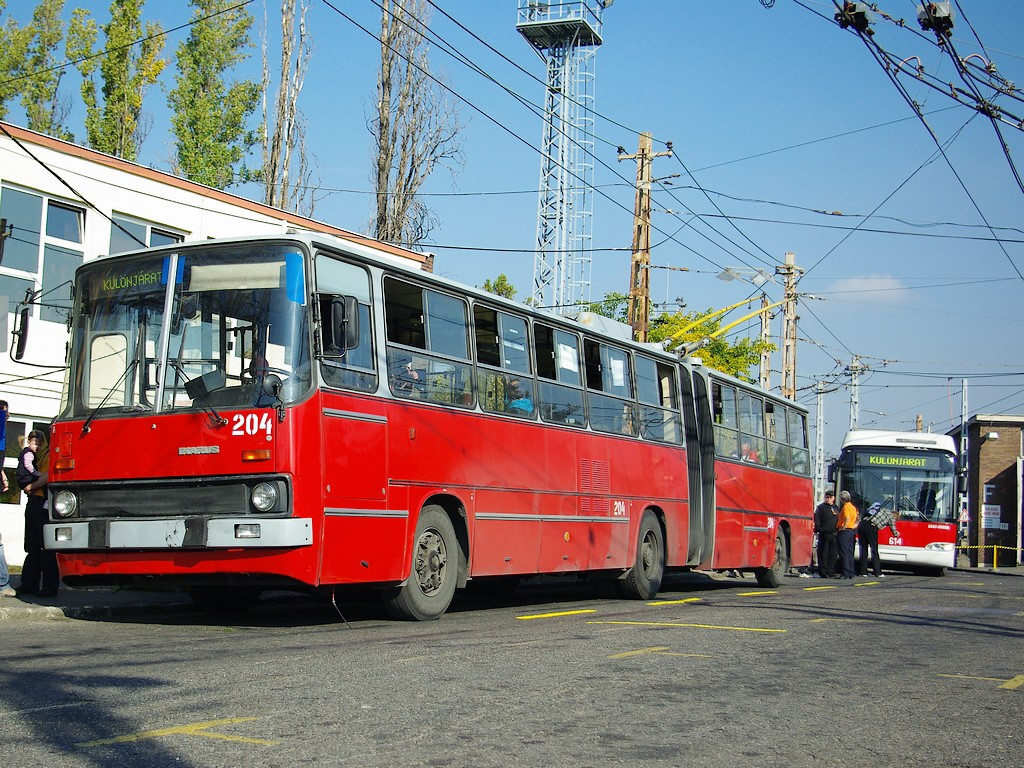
[{"x1": 415, "y1": 529, "x2": 447, "y2": 595}]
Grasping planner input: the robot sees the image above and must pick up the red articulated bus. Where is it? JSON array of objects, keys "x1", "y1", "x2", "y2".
[{"x1": 42, "y1": 233, "x2": 813, "y2": 619}]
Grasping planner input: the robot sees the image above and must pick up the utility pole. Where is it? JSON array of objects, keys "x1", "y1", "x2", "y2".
[
  {"x1": 776, "y1": 251, "x2": 802, "y2": 400},
  {"x1": 621, "y1": 132, "x2": 672, "y2": 342},
  {"x1": 814, "y1": 380, "x2": 826, "y2": 499},
  {"x1": 759, "y1": 293, "x2": 771, "y2": 390},
  {"x1": 959, "y1": 379, "x2": 970, "y2": 562},
  {"x1": 849, "y1": 355, "x2": 864, "y2": 430}
]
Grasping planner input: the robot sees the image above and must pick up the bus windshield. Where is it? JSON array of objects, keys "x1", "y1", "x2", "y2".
[
  {"x1": 840, "y1": 452, "x2": 956, "y2": 524},
  {"x1": 62, "y1": 243, "x2": 310, "y2": 420}
]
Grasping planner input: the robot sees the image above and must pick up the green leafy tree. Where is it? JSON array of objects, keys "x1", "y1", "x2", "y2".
[
  {"x1": 650, "y1": 309, "x2": 775, "y2": 381},
  {"x1": 0, "y1": 2, "x2": 33, "y2": 119},
  {"x1": 168, "y1": 0, "x2": 259, "y2": 189},
  {"x1": 481, "y1": 274, "x2": 516, "y2": 300},
  {"x1": 21, "y1": 0, "x2": 74, "y2": 140},
  {"x1": 67, "y1": 0, "x2": 165, "y2": 160},
  {"x1": 581, "y1": 292, "x2": 772, "y2": 380}
]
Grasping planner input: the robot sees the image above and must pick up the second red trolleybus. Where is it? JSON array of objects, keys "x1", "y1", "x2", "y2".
[
  {"x1": 833, "y1": 429, "x2": 958, "y2": 575},
  {"x1": 38, "y1": 233, "x2": 813, "y2": 619}
]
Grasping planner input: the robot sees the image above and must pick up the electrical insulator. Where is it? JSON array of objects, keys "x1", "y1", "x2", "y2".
[
  {"x1": 835, "y1": 2, "x2": 874, "y2": 35},
  {"x1": 917, "y1": 2, "x2": 954, "y2": 36}
]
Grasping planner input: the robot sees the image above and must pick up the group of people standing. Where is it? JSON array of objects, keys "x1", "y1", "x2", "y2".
[
  {"x1": 0, "y1": 400, "x2": 58, "y2": 599},
  {"x1": 812, "y1": 488, "x2": 890, "y2": 579}
]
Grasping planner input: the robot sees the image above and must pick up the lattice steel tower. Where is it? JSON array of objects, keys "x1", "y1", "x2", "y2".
[{"x1": 517, "y1": 0, "x2": 608, "y2": 312}]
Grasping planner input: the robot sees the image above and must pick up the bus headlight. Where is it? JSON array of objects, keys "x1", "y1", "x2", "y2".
[
  {"x1": 925, "y1": 542, "x2": 953, "y2": 551},
  {"x1": 250, "y1": 482, "x2": 278, "y2": 512},
  {"x1": 53, "y1": 490, "x2": 79, "y2": 518}
]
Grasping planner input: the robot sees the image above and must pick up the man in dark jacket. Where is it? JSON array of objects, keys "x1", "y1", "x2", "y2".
[{"x1": 813, "y1": 490, "x2": 839, "y2": 578}]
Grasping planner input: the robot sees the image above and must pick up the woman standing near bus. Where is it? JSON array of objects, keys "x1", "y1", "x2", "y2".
[{"x1": 836, "y1": 490, "x2": 859, "y2": 580}]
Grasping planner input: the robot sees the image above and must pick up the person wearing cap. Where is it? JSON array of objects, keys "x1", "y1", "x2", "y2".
[
  {"x1": 835, "y1": 490, "x2": 859, "y2": 579},
  {"x1": 813, "y1": 490, "x2": 840, "y2": 578}
]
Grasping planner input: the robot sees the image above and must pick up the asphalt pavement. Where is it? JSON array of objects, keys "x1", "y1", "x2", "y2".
[{"x1": 2, "y1": 560, "x2": 1022, "y2": 622}]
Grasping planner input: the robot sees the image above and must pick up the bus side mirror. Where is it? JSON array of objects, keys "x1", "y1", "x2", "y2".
[
  {"x1": 957, "y1": 473, "x2": 967, "y2": 494},
  {"x1": 319, "y1": 294, "x2": 359, "y2": 356},
  {"x1": 336, "y1": 296, "x2": 360, "y2": 350},
  {"x1": 12, "y1": 304, "x2": 30, "y2": 360},
  {"x1": 827, "y1": 462, "x2": 837, "y2": 483}
]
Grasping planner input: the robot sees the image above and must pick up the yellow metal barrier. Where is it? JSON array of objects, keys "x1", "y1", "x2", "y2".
[{"x1": 957, "y1": 544, "x2": 1023, "y2": 569}]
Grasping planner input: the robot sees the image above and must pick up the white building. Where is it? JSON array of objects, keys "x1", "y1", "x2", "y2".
[{"x1": 0, "y1": 121, "x2": 428, "y2": 565}]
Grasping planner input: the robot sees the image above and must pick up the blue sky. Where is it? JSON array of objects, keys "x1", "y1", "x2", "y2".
[{"x1": 7, "y1": 0, "x2": 1024, "y2": 455}]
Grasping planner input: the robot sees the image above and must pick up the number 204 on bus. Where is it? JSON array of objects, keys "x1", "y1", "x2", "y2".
[{"x1": 33, "y1": 233, "x2": 813, "y2": 619}]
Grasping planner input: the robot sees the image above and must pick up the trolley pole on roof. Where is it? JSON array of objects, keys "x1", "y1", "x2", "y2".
[{"x1": 620, "y1": 132, "x2": 672, "y2": 342}]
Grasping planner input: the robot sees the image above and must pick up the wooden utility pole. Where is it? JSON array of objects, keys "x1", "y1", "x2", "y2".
[
  {"x1": 620, "y1": 133, "x2": 672, "y2": 342},
  {"x1": 777, "y1": 251, "x2": 802, "y2": 400},
  {"x1": 759, "y1": 293, "x2": 772, "y2": 390}
]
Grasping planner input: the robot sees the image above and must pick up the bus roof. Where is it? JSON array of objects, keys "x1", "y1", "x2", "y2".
[{"x1": 841, "y1": 429, "x2": 956, "y2": 454}]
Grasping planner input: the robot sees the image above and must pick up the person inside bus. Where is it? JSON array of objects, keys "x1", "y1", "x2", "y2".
[
  {"x1": 836, "y1": 490, "x2": 859, "y2": 580},
  {"x1": 813, "y1": 490, "x2": 839, "y2": 578},
  {"x1": 506, "y1": 377, "x2": 534, "y2": 416},
  {"x1": 740, "y1": 440, "x2": 760, "y2": 463},
  {"x1": 389, "y1": 353, "x2": 421, "y2": 396}
]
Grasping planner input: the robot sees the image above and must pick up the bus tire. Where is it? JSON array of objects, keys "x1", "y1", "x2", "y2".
[
  {"x1": 756, "y1": 530, "x2": 788, "y2": 588},
  {"x1": 384, "y1": 505, "x2": 458, "y2": 621},
  {"x1": 620, "y1": 511, "x2": 664, "y2": 600}
]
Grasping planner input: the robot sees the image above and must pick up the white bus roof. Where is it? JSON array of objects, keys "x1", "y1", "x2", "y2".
[{"x1": 841, "y1": 429, "x2": 956, "y2": 454}]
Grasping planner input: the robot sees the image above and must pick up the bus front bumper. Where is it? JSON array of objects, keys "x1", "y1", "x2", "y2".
[{"x1": 44, "y1": 517, "x2": 313, "y2": 551}]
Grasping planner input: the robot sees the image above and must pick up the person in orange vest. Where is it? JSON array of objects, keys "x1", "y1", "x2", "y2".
[{"x1": 836, "y1": 490, "x2": 859, "y2": 580}]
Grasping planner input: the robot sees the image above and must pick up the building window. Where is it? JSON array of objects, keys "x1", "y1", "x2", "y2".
[
  {"x1": 0, "y1": 185, "x2": 84, "y2": 324},
  {"x1": 109, "y1": 214, "x2": 184, "y2": 255}
]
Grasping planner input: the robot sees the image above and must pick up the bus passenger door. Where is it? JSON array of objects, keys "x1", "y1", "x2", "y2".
[{"x1": 318, "y1": 398, "x2": 395, "y2": 584}]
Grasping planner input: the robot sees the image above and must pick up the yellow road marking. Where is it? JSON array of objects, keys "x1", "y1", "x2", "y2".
[
  {"x1": 78, "y1": 718, "x2": 277, "y2": 747},
  {"x1": 736, "y1": 591, "x2": 777, "y2": 597},
  {"x1": 608, "y1": 646, "x2": 713, "y2": 659},
  {"x1": 854, "y1": 581, "x2": 881, "y2": 587},
  {"x1": 1000, "y1": 675, "x2": 1024, "y2": 690},
  {"x1": 940, "y1": 674, "x2": 1024, "y2": 690},
  {"x1": 647, "y1": 597, "x2": 703, "y2": 606},
  {"x1": 516, "y1": 609, "x2": 597, "y2": 620},
  {"x1": 803, "y1": 586, "x2": 838, "y2": 591},
  {"x1": 588, "y1": 620, "x2": 784, "y2": 633}
]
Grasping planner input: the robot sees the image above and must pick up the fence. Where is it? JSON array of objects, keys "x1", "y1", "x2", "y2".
[{"x1": 957, "y1": 544, "x2": 1023, "y2": 569}]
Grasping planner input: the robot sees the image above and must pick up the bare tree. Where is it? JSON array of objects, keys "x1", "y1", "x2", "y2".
[
  {"x1": 253, "y1": 0, "x2": 316, "y2": 215},
  {"x1": 371, "y1": 0, "x2": 463, "y2": 246}
]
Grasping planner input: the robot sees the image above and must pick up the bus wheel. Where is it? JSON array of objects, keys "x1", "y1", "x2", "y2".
[
  {"x1": 620, "y1": 511, "x2": 664, "y2": 600},
  {"x1": 384, "y1": 505, "x2": 458, "y2": 621},
  {"x1": 755, "y1": 530, "x2": 788, "y2": 588}
]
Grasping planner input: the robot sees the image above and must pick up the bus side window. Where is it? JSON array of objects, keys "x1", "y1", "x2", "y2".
[
  {"x1": 766, "y1": 402, "x2": 790, "y2": 470},
  {"x1": 534, "y1": 323, "x2": 584, "y2": 427},
  {"x1": 788, "y1": 408, "x2": 810, "y2": 475},
  {"x1": 475, "y1": 306, "x2": 534, "y2": 417},
  {"x1": 315, "y1": 254, "x2": 377, "y2": 392},
  {"x1": 738, "y1": 390, "x2": 767, "y2": 464},
  {"x1": 712, "y1": 382, "x2": 739, "y2": 457}
]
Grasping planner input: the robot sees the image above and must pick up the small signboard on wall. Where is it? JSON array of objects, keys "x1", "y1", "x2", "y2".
[{"x1": 982, "y1": 504, "x2": 1002, "y2": 529}]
